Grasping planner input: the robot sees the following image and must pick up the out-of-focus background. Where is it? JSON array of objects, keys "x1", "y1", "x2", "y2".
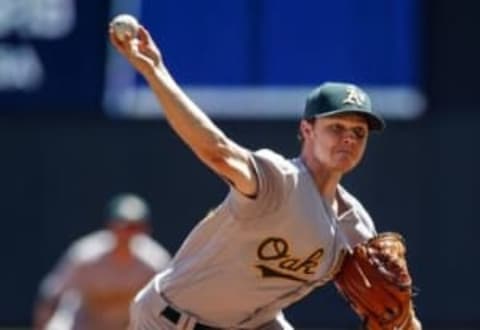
[{"x1": 1, "y1": 0, "x2": 479, "y2": 328}]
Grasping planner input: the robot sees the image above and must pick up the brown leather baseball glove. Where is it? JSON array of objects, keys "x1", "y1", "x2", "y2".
[{"x1": 334, "y1": 232, "x2": 421, "y2": 330}]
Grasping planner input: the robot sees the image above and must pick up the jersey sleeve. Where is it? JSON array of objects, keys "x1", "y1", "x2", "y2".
[
  {"x1": 131, "y1": 235, "x2": 172, "y2": 271},
  {"x1": 226, "y1": 148, "x2": 295, "y2": 221},
  {"x1": 38, "y1": 258, "x2": 82, "y2": 300},
  {"x1": 357, "y1": 204, "x2": 377, "y2": 235}
]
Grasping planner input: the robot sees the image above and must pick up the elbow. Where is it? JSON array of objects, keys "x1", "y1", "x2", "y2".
[
  {"x1": 206, "y1": 136, "x2": 232, "y2": 164},
  {"x1": 197, "y1": 135, "x2": 232, "y2": 166}
]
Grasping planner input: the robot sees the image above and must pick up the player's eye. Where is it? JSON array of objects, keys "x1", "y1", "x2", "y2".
[
  {"x1": 353, "y1": 127, "x2": 367, "y2": 139},
  {"x1": 330, "y1": 123, "x2": 344, "y2": 133}
]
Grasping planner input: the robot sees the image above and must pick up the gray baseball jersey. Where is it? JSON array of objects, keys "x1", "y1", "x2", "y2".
[
  {"x1": 151, "y1": 149, "x2": 376, "y2": 328},
  {"x1": 40, "y1": 230, "x2": 171, "y2": 330}
]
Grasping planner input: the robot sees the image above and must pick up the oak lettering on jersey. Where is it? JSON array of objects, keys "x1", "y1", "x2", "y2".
[{"x1": 256, "y1": 237, "x2": 324, "y2": 282}]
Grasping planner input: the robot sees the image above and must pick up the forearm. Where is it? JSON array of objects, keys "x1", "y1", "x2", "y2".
[{"x1": 109, "y1": 24, "x2": 256, "y2": 193}]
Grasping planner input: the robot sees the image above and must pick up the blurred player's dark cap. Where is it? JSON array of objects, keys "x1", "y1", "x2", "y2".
[
  {"x1": 105, "y1": 193, "x2": 151, "y2": 223},
  {"x1": 303, "y1": 82, "x2": 385, "y2": 131}
]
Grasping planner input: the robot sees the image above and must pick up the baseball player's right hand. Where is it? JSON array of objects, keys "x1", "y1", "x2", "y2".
[{"x1": 109, "y1": 25, "x2": 163, "y2": 76}]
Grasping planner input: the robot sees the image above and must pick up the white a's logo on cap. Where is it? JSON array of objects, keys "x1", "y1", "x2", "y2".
[{"x1": 343, "y1": 86, "x2": 366, "y2": 106}]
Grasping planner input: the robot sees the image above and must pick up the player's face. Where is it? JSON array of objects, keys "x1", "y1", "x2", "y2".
[{"x1": 302, "y1": 114, "x2": 369, "y2": 173}]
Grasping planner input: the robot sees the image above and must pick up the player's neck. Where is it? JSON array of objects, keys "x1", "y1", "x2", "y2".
[
  {"x1": 111, "y1": 240, "x2": 133, "y2": 263},
  {"x1": 300, "y1": 155, "x2": 342, "y2": 204}
]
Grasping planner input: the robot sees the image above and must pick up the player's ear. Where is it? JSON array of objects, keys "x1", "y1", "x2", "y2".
[{"x1": 299, "y1": 119, "x2": 314, "y2": 140}]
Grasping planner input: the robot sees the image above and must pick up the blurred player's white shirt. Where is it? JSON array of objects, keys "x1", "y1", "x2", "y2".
[{"x1": 40, "y1": 230, "x2": 171, "y2": 330}]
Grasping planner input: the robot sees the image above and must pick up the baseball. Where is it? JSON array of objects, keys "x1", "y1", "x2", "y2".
[{"x1": 110, "y1": 14, "x2": 139, "y2": 41}]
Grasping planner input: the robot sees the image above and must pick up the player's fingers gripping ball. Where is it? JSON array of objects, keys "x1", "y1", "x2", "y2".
[
  {"x1": 110, "y1": 14, "x2": 140, "y2": 42},
  {"x1": 334, "y1": 232, "x2": 421, "y2": 330}
]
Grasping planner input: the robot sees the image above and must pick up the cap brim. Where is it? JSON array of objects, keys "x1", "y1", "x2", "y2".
[{"x1": 311, "y1": 108, "x2": 385, "y2": 132}]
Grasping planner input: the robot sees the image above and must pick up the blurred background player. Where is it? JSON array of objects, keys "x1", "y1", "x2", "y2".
[{"x1": 33, "y1": 193, "x2": 171, "y2": 330}]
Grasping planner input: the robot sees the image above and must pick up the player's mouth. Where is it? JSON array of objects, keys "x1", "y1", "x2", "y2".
[{"x1": 335, "y1": 149, "x2": 354, "y2": 157}]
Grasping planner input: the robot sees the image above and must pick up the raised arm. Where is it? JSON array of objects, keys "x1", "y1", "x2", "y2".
[{"x1": 109, "y1": 24, "x2": 257, "y2": 196}]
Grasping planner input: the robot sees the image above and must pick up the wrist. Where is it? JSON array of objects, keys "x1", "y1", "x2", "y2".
[
  {"x1": 401, "y1": 309, "x2": 422, "y2": 330},
  {"x1": 409, "y1": 312, "x2": 422, "y2": 330},
  {"x1": 143, "y1": 65, "x2": 169, "y2": 82}
]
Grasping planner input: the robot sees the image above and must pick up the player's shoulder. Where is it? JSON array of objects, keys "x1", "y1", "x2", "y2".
[
  {"x1": 254, "y1": 148, "x2": 288, "y2": 163},
  {"x1": 65, "y1": 230, "x2": 114, "y2": 263},
  {"x1": 338, "y1": 185, "x2": 366, "y2": 210},
  {"x1": 254, "y1": 148, "x2": 299, "y2": 174},
  {"x1": 131, "y1": 234, "x2": 171, "y2": 270}
]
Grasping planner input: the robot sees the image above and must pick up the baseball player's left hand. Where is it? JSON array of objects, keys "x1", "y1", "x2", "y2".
[
  {"x1": 109, "y1": 25, "x2": 163, "y2": 76},
  {"x1": 334, "y1": 232, "x2": 421, "y2": 329}
]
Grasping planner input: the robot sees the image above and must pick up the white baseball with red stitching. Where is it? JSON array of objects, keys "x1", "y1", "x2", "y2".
[{"x1": 111, "y1": 14, "x2": 139, "y2": 41}]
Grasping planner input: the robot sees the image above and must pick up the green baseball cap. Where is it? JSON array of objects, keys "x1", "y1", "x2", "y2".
[
  {"x1": 105, "y1": 193, "x2": 151, "y2": 223},
  {"x1": 303, "y1": 82, "x2": 385, "y2": 131}
]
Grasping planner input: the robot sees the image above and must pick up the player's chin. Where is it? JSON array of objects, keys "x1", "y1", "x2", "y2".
[{"x1": 331, "y1": 157, "x2": 359, "y2": 173}]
